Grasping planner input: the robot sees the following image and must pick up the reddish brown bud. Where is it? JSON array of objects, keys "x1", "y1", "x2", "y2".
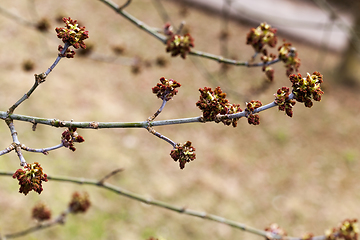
[
  {"x1": 32, "y1": 202, "x2": 51, "y2": 221},
  {"x1": 69, "y1": 192, "x2": 91, "y2": 214},
  {"x1": 152, "y1": 77, "x2": 181, "y2": 101}
]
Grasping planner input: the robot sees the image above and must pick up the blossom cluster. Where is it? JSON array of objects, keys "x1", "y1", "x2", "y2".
[
  {"x1": 245, "y1": 100, "x2": 262, "y2": 125},
  {"x1": 61, "y1": 127, "x2": 85, "y2": 151},
  {"x1": 170, "y1": 141, "x2": 196, "y2": 169},
  {"x1": 261, "y1": 50, "x2": 277, "y2": 81},
  {"x1": 326, "y1": 219, "x2": 358, "y2": 240},
  {"x1": 246, "y1": 22, "x2": 277, "y2": 52},
  {"x1": 32, "y1": 202, "x2": 52, "y2": 221},
  {"x1": 274, "y1": 86, "x2": 296, "y2": 117},
  {"x1": 290, "y1": 71, "x2": 324, "y2": 108},
  {"x1": 278, "y1": 41, "x2": 301, "y2": 76},
  {"x1": 12, "y1": 162, "x2": 48, "y2": 195},
  {"x1": 196, "y1": 87, "x2": 242, "y2": 127},
  {"x1": 69, "y1": 192, "x2": 91, "y2": 214},
  {"x1": 55, "y1": 17, "x2": 89, "y2": 57},
  {"x1": 166, "y1": 34, "x2": 194, "y2": 59},
  {"x1": 164, "y1": 23, "x2": 194, "y2": 59},
  {"x1": 152, "y1": 77, "x2": 181, "y2": 101}
]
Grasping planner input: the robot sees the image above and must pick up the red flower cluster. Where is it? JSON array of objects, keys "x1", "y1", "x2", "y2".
[
  {"x1": 265, "y1": 223, "x2": 287, "y2": 240},
  {"x1": 12, "y1": 162, "x2": 48, "y2": 195},
  {"x1": 32, "y1": 202, "x2": 52, "y2": 221},
  {"x1": 69, "y1": 192, "x2": 91, "y2": 214},
  {"x1": 170, "y1": 141, "x2": 196, "y2": 169},
  {"x1": 290, "y1": 72, "x2": 324, "y2": 108},
  {"x1": 61, "y1": 127, "x2": 85, "y2": 151},
  {"x1": 246, "y1": 22, "x2": 277, "y2": 52},
  {"x1": 245, "y1": 100, "x2": 262, "y2": 125},
  {"x1": 55, "y1": 17, "x2": 88, "y2": 49},
  {"x1": 278, "y1": 41, "x2": 301, "y2": 76},
  {"x1": 152, "y1": 77, "x2": 181, "y2": 101},
  {"x1": 274, "y1": 86, "x2": 296, "y2": 117},
  {"x1": 55, "y1": 17, "x2": 89, "y2": 57},
  {"x1": 261, "y1": 50, "x2": 277, "y2": 81},
  {"x1": 326, "y1": 219, "x2": 358, "y2": 240},
  {"x1": 196, "y1": 87, "x2": 242, "y2": 127},
  {"x1": 58, "y1": 45, "x2": 76, "y2": 58},
  {"x1": 166, "y1": 33, "x2": 194, "y2": 59}
]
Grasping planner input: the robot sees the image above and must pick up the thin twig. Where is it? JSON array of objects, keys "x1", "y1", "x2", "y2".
[
  {"x1": 148, "y1": 99, "x2": 167, "y2": 121},
  {"x1": 99, "y1": 0, "x2": 168, "y2": 43},
  {"x1": 20, "y1": 143, "x2": 64, "y2": 155},
  {"x1": 0, "y1": 171, "x2": 331, "y2": 240},
  {"x1": 6, "y1": 121, "x2": 26, "y2": 166},
  {"x1": 2, "y1": 209, "x2": 70, "y2": 239},
  {"x1": 0, "y1": 93, "x2": 287, "y2": 130},
  {"x1": 7, "y1": 43, "x2": 70, "y2": 114},
  {"x1": 146, "y1": 126, "x2": 177, "y2": 147},
  {"x1": 1, "y1": 92, "x2": 288, "y2": 129},
  {"x1": 98, "y1": 0, "x2": 282, "y2": 67},
  {"x1": 0, "y1": 144, "x2": 16, "y2": 156},
  {"x1": 98, "y1": 168, "x2": 124, "y2": 184}
]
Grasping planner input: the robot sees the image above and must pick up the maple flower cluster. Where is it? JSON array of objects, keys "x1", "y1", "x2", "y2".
[
  {"x1": 290, "y1": 71, "x2": 324, "y2": 108},
  {"x1": 246, "y1": 22, "x2": 277, "y2": 52},
  {"x1": 278, "y1": 41, "x2": 301, "y2": 76},
  {"x1": 196, "y1": 87, "x2": 242, "y2": 127},
  {"x1": 170, "y1": 141, "x2": 196, "y2": 169},
  {"x1": 261, "y1": 50, "x2": 277, "y2": 81},
  {"x1": 152, "y1": 77, "x2": 181, "y2": 101},
  {"x1": 166, "y1": 31, "x2": 194, "y2": 59},
  {"x1": 55, "y1": 17, "x2": 89, "y2": 58},
  {"x1": 12, "y1": 162, "x2": 48, "y2": 195},
  {"x1": 61, "y1": 127, "x2": 85, "y2": 151},
  {"x1": 32, "y1": 202, "x2": 52, "y2": 222},
  {"x1": 245, "y1": 100, "x2": 262, "y2": 125},
  {"x1": 326, "y1": 219, "x2": 359, "y2": 240},
  {"x1": 69, "y1": 192, "x2": 91, "y2": 214},
  {"x1": 274, "y1": 86, "x2": 296, "y2": 117}
]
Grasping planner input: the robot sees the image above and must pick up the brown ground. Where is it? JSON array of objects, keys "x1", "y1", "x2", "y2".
[{"x1": 0, "y1": 0, "x2": 359, "y2": 240}]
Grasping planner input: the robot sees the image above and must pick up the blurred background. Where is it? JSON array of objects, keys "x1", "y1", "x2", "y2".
[{"x1": 0, "y1": 0, "x2": 359, "y2": 239}]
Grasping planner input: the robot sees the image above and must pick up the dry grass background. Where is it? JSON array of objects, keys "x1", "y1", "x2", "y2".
[{"x1": 0, "y1": 0, "x2": 359, "y2": 240}]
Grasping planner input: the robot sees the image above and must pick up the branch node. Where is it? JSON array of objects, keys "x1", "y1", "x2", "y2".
[
  {"x1": 34, "y1": 73, "x2": 47, "y2": 84},
  {"x1": 118, "y1": 0, "x2": 131, "y2": 11},
  {"x1": 89, "y1": 121, "x2": 99, "y2": 129}
]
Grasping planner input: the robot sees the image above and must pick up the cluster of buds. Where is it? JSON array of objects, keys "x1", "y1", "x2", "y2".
[
  {"x1": 69, "y1": 192, "x2": 91, "y2": 214},
  {"x1": 278, "y1": 41, "x2": 301, "y2": 76},
  {"x1": 61, "y1": 127, "x2": 85, "y2": 151},
  {"x1": 170, "y1": 141, "x2": 196, "y2": 169},
  {"x1": 274, "y1": 86, "x2": 296, "y2": 117},
  {"x1": 264, "y1": 223, "x2": 287, "y2": 240},
  {"x1": 246, "y1": 22, "x2": 277, "y2": 52},
  {"x1": 196, "y1": 87, "x2": 242, "y2": 127},
  {"x1": 261, "y1": 50, "x2": 277, "y2": 81},
  {"x1": 245, "y1": 100, "x2": 262, "y2": 125},
  {"x1": 326, "y1": 219, "x2": 358, "y2": 240},
  {"x1": 290, "y1": 72, "x2": 324, "y2": 108},
  {"x1": 58, "y1": 45, "x2": 76, "y2": 58},
  {"x1": 166, "y1": 31, "x2": 194, "y2": 59},
  {"x1": 152, "y1": 77, "x2": 181, "y2": 101},
  {"x1": 12, "y1": 162, "x2": 48, "y2": 195},
  {"x1": 55, "y1": 17, "x2": 89, "y2": 57},
  {"x1": 32, "y1": 202, "x2": 52, "y2": 221}
]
